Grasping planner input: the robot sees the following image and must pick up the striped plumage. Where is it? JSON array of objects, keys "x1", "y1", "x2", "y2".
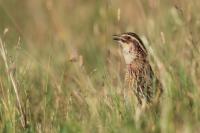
[{"x1": 113, "y1": 32, "x2": 163, "y2": 106}]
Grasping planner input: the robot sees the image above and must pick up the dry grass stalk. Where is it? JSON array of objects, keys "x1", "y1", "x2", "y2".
[{"x1": 0, "y1": 37, "x2": 26, "y2": 128}]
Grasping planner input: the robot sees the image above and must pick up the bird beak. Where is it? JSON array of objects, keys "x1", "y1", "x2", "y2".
[
  {"x1": 112, "y1": 34, "x2": 122, "y2": 41},
  {"x1": 113, "y1": 35, "x2": 125, "y2": 47}
]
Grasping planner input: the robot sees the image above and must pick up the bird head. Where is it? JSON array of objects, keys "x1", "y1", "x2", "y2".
[{"x1": 113, "y1": 32, "x2": 147, "y2": 64}]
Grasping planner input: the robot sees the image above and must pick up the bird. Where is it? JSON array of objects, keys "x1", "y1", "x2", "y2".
[{"x1": 112, "y1": 32, "x2": 163, "y2": 108}]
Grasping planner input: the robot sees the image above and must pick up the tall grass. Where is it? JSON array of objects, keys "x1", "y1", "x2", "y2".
[{"x1": 0, "y1": 0, "x2": 200, "y2": 132}]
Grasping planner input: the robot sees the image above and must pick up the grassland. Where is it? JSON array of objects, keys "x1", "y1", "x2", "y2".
[{"x1": 0, "y1": 0, "x2": 200, "y2": 132}]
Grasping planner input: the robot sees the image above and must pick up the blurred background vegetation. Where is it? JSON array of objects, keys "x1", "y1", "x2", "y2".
[{"x1": 0, "y1": 0, "x2": 200, "y2": 132}]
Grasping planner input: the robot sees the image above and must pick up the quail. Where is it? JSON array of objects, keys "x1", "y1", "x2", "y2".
[{"x1": 113, "y1": 32, "x2": 163, "y2": 106}]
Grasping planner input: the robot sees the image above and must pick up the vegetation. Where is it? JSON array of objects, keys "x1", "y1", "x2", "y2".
[{"x1": 0, "y1": 0, "x2": 200, "y2": 132}]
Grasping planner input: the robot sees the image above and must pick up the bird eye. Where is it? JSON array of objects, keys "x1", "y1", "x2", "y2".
[{"x1": 126, "y1": 36, "x2": 131, "y2": 40}]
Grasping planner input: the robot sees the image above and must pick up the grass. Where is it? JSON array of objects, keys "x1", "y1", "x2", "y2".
[{"x1": 0, "y1": 0, "x2": 200, "y2": 132}]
